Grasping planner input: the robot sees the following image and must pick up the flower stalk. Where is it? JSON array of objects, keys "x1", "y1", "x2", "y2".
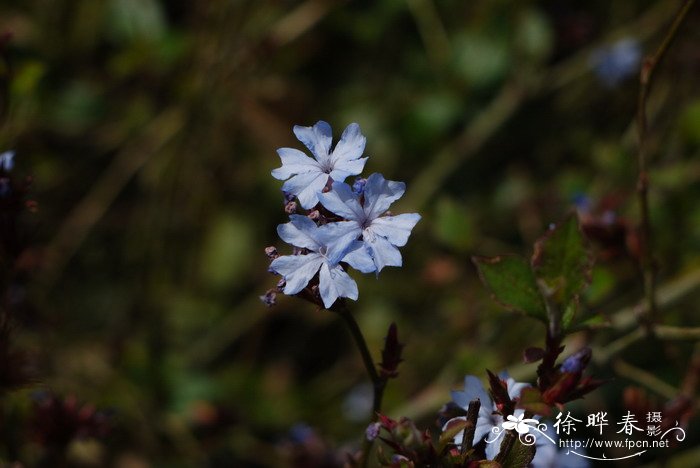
[{"x1": 332, "y1": 301, "x2": 387, "y2": 467}]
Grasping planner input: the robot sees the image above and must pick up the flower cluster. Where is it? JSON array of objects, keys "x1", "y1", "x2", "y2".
[
  {"x1": 265, "y1": 121, "x2": 420, "y2": 309},
  {"x1": 444, "y1": 371, "x2": 530, "y2": 460}
]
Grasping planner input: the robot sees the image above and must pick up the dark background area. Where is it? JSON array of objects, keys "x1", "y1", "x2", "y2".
[{"x1": 0, "y1": 0, "x2": 699, "y2": 466}]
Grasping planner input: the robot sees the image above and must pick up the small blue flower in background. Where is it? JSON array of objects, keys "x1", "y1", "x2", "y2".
[
  {"x1": 0, "y1": 151, "x2": 15, "y2": 172},
  {"x1": 318, "y1": 173, "x2": 421, "y2": 273},
  {"x1": 269, "y1": 215, "x2": 373, "y2": 308},
  {"x1": 444, "y1": 372, "x2": 530, "y2": 460},
  {"x1": 272, "y1": 121, "x2": 368, "y2": 209},
  {"x1": 530, "y1": 424, "x2": 590, "y2": 468},
  {"x1": 560, "y1": 347, "x2": 591, "y2": 374},
  {"x1": 342, "y1": 382, "x2": 373, "y2": 422},
  {"x1": 589, "y1": 38, "x2": 642, "y2": 88}
]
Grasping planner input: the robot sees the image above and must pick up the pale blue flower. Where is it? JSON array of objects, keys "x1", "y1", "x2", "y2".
[
  {"x1": 0, "y1": 151, "x2": 15, "y2": 172},
  {"x1": 318, "y1": 173, "x2": 421, "y2": 273},
  {"x1": 269, "y1": 215, "x2": 371, "y2": 308},
  {"x1": 272, "y1": 121, "x2": 368, "y2": 209},
  {"x1": 530, "y1": 424, "x2": 590, "y2": 468},
  {"x1": 590, "y1": 38, "x2": 641, "y2": 88},
  {"x1": 444, "y1": 372, "x2": 530, "y2": 460}
]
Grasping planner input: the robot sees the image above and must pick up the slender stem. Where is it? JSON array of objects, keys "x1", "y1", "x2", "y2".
[
  {"x1": 332, "y1": 301, "x2": 386, "y2": 467},
  {"x1": 635, "y1": 0, "x2": 696, "y2": 329},
  {"x1": 595, "y1": 325, "x2": 700, "y2": 364}
]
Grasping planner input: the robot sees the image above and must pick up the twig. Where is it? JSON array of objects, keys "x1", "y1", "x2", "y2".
[
  {"x1": 407, "y1": 0, "x2": 451, "y2": 69},
  {"x1": 332, "y1": 301, "x2": 386, "y2": 467},
  {"x1": 401, "y1": 0, "x2": 679, "y2": 211},
  {"x1": 635, "y1": 0, "x2": 697, "y2": 329},
  {"x1": 610, "y1": 267, "x2": 700, "y2": 332},
  {"x1": 38, "y1": 109, "x2": 184, "y2": 289},
  {"x1": 612, "y1": 359, "x2": 679, "y2": 400},
  {"x1": 596, "y1": 325, "x2": 700, "y2": 364},
  {"x1": 268, "y1": 0, "x2": 344, "y2": 47},
  {"x1": 460, "y1": 399, "x2": 480, "y2": 454}
]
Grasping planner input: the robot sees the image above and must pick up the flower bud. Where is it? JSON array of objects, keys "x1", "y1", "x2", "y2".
[
  {"x1": 259, "y1": 289, "x2": 277, "y2": 307},
  {"x1": 264, "y1": 246, "x2": 278, "y2": 259},
  {"x1": 365, "y1": 422, "x2": 381, "y2": 441},
  {"x1": 352, "y1": 177, "x2": 367, "y2": 195},
  {"x1": 284, "y1": 200, "x2": 297, "y2": 214}
]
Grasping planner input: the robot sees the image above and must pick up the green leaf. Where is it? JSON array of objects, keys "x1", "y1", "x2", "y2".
[
  {"x1": 499, "y1": 434, "x2": 536, "y2": 468},
  {"x1": 561, "y1": 301, "x2": 577, "y2": 330},
  {"x1": 473, "y1": 255, "x2": 548, "y2": 323},
  {"x1": 518, "y1": 387, "x2": 551, "y2": 417},
  {"x1": 531, "y1": 215, "x2": 593, "y2": 329}
]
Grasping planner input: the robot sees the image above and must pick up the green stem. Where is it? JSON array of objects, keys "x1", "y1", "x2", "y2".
[
  {"x1": 635, "y1": 0, "x2": 697, "y2": 329},
  {"x1": 333, "y1": 302, "x2": 387, "y2": 467}
]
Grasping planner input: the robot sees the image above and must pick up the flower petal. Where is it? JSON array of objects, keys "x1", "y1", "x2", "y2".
[
  {"x1": 316, "y1": 221, "x2": 361, "y2": 265},
  {"x1": 330, "y1": 157, "x2": 367, "y2": 182},
  {"x1": 277, "y1": 215, "x2": 322, "y2": 250},
  {"x1": 364, "y1": 230, "x2": 402, "y2": 272},
  {"x1": 452, "y1": 375, "x2": 491, "y2": 410},
  {"x1": 485, "y1": 434, "x2": 503, "y2": 461},
  {"x1": 507, "y1": 380, "x2": 530, "y2": 401},
  {"x1": 270, "y1": 254, "x2": 324, "y2": 295},
  {"x1": 369, "y1": 213, "x2": 421, "y2": 247},
  {"x1": 293, "y1": 121, "x2": 332, "y2": 161},
  {"x1": 271, "y1": 147, "x2": 320, "y2": 180},
  {"x1": 318, "y1": 263, "x2": 358, "y2": 308},
  {"x1": 318, "y1": 182, "x2": 365, "y2": 221},
  {"x1": 282, "y1": 171, "x2": 329, "y2": 209},
  {"x1": 362, "y1": 173, "x2": 406, "y2": 220},
  {"x1": 330, "y1": 123, "x2": 366, "y2": 165},
  {"x1": 342, "y1": 241, "x2": 376, "y2": 273}
]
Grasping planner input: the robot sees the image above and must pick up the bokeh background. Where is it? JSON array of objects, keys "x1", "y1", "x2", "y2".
[{"x1": 0, "y1": 0, "x2": 699, "y2": 466}]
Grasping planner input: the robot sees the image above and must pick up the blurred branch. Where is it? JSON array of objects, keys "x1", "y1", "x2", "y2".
[
  {"x1": 595, "y1": 325, "x2": 700, "y2": 364},
  {"x1": 269, "y1": 0, "x2": 345, "y2": 47},
  {"x1": 636, "y1": 0, "x2": 697, "y2": 329},
  {"x1": 403, "y1": 0, "x2": 680, "y2": 210},
  {"x1": 39, "y1": 109, "x2": 184, "y2": 288},
  {"x1": 680, "y1": 343, "x2": 700, "y2": 397},
  {"x1": 185, "y1": 294, "x2": 272, "y2": 368},
  {"x1": 403, "y1": 80, "x2": 526, "y2": 210},
  {"x1": 407, "y1": 0, "x2": 451, "y2": 69},
  {"x1": 609, "y1": 267, "x2": 700, "y2": 332},
  {"x1": 612, "y1": 359, "x2": 679, "y2": 400}
]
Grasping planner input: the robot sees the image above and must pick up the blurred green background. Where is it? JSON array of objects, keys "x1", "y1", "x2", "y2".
[{"x1": 0, "y1": 0, "x2": 699, "y2": 466}]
